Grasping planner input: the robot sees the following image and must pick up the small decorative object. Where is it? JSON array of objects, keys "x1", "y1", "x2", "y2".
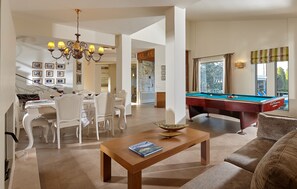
[
  {"x1": 32, "y1": 70, "x2": 42, "y2": 77},
  {"x1": 46, "y1": 70, "x2": 54, "y2": 77},
  {"x1": 56, "y1": 63, "x2": 65, "y2": 70},
  {"x1": 57, "y1": 71, "x2": 65, "y2": 77},
  {"x1": 32, "y1": 61, "x2": 42, "y2": 69},
  {"x1": 32, "y1": 78, "x2": 42, "y2": 84},
  {"x1": 129, "y1": 141, "x2": 162, "y2": 157},
  {"x1": 56, "y1": 78, "x2": 66, "y2": 84},
  {"x1": 45, "y1": 78, "x2": 54, "y2": 84},
  {"x1": 155, "y1": 122, "x2": 188, "y2": 138},
  {"x1": 45, "y1": 63, "x2": 55, "y2": 69}
]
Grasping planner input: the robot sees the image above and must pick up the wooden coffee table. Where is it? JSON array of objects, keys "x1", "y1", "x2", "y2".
[{"x1": 100, "y1": 127, "x2": 210, "y2": 189}]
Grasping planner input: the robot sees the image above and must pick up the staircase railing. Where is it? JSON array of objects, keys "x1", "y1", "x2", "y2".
[{"x1": 15, "y1": 73, "x2": 62, "y2": 95}]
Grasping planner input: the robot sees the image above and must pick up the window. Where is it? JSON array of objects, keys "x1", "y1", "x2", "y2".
[
  {"x1": 199, "y1": 58, "x2": 224, "y2": 93},
  {"x1": 253, "y1": 47, "x2": 289, "y2": 111},
  {"x1": 256, "y1": 63, "x2": 267, "y2": 96},
  {"x1": 276, "y1": 61, "x2": 289, "y2": 110}
]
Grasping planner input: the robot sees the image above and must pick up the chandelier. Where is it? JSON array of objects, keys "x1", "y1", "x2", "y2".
[{"x1": 47, "y1": 9, "x2": 104, "y2": 62}]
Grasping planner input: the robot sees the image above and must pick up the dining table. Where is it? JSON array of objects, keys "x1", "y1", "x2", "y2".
[{"x1": 22, "y1": 96, "x2": 126, "y2": 150}]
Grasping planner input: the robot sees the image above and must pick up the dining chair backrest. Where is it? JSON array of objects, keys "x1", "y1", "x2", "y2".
[
  {"x1": 94, "y1": 92, "x2": 114, "y2": 117},
  {"x1": 55, "y1": 94, "x2": 83, "y2": 123},
  {"x1": 117, "y1": 90, "x2": 127, "y2": 106}
]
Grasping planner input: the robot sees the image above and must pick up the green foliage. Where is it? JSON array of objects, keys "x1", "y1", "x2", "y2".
[
  {"x1": 200, "y1": 62, "x2": 223, "y2": 93},
  {"x1": 277, "y1": 67, "x2": 288, "y2": 92}
]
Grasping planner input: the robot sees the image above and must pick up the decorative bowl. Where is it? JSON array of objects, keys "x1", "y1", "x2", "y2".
[{"x1": 155, "y1": 122, "x2": 188, "y2": 131}]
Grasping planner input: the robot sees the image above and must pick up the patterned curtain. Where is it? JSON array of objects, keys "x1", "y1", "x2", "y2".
[
  {"x1": 192, "y1": 58, "x2": 199, "y2": 91},
  {"x1": 251, "y1": 46, "x2": 288, "y2": 64},
  {"x1": 224, "y1": 53, "x2": 233, "y2": 94},
  {"x1": 269, "y1": 47, "x2": 289, "y2": 62}
]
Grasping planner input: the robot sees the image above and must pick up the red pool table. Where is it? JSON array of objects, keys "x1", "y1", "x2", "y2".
[{"x1": 186, "y1": 92, "x2": 284, "y2": 133}]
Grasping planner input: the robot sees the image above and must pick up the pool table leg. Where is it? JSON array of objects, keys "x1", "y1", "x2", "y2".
[
  {"x1": 238, "y1": 112, "x2": 259, "y2": 134},
  {"x1": 188, "y1": 106, "x2": 206, "y2": 120}
]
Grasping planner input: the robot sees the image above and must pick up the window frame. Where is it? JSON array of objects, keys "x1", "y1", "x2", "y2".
[
  {"x1": 254, "y1": 61, "x2": 289, "y2": 111},
  {"x1": 275, "y1": 60, "x2": 289, "y2": 111},
  {"x1": 255, "y1": 63, "x2": 268, "y2": 96}
]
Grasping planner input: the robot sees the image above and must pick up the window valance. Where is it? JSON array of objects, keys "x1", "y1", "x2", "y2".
[{"x1": 251, "y1": 46, "x2": 288, "y2": 64}]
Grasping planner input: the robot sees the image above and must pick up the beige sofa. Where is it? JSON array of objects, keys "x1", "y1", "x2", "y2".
[{"x1": 181, "y1": 113, "x2": 297, "y2": 189}]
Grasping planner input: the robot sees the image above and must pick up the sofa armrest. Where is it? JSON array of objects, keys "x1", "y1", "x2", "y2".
[{"x1": 257, "y1": 113, "x2": 297, "y2": 141}]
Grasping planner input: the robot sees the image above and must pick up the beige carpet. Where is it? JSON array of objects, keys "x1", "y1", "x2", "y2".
[{"x1": 16, "y1": 104, "x2": 257, "y2": 189}]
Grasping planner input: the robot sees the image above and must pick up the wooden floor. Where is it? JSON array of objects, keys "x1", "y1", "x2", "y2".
[{"x1": 16, "y1": 103, "x2": 257, "y2": 189}]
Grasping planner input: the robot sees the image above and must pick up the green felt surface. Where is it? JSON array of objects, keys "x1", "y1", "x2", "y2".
[{"x1": 186, "y1": 92, "x2": 276, "y2": 103}]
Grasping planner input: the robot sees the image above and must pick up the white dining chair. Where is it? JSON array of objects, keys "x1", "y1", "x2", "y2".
[
  {"x1": 16, "y1": 95, "x2": 55, "y2": 144},
  {"x1": 53, "y1": 94, "x2": 83, "y2": 149},
  {"x1": 94, "y1": 92, "x2": 114, "y2": 140},
  {"x1": 114, "y1": 90, "x2": 127, "y2": 130}
]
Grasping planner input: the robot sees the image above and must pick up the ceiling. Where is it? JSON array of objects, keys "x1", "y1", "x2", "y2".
[{"x1": 10, "y1": 0, "x2": 297, "y2": 51}]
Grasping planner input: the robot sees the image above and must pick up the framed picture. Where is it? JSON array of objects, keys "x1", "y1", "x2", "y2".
[
  {"x1": 32, "y1": 62, "x2": 42, "y2": 69},
  {"x1": 32, "y1": 78, "x2": 42, "y2": 85},
  {"x1": 45, "y1": 63, "x2": 55, "y2": 69},
  {"x1": 56, "y1": 64, "x2": 65, "y2": 70},
  {"x1": 161, "y1": 65, "x2": 166, "y2": 81},
  {"x1": 57, "y1": 71, "x2": 65, "y2": 77},
  {"x1": 76, "y1": 61, "x2": 82, "y2": 73},
  {"x1": 45, "y1": 78, "x2": 55, "y2": 84},
  {"x1": 56, "y1": 78, "x2": 66, "y2": 84},
  {"x1": 76, "y1": 74, "x2": 82, "y2": 85},
  {"x1": 46, "y1": 70, "x2": 54, "y2": 77},
  {"x1": 32, "y1": 70, "x2": 43, "y2": 77}
]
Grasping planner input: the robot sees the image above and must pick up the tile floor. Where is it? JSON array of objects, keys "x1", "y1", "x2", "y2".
[{"x1": 16, "y1": 104, "x2": 257, "y2": 189}]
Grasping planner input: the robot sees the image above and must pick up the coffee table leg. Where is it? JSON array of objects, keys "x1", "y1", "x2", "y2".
[
  {"x1": 201, "y1": 139, "x2": 210, "y2": 165},
  {"x1": 100, "y1": 151, "x2": 111, "y2": 181},
  {"x1": 128, "y1": 171, "x2": 141, "y2": 189}
]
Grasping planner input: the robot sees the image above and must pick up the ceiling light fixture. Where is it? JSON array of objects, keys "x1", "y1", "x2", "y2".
[{"x1": 47, "y1": 9, "x2": 104, "y2": 62}]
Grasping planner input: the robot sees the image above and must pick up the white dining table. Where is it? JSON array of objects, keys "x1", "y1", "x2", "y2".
[{"x1": 22, "y1": 97, "x2": 126, "y2": 150}]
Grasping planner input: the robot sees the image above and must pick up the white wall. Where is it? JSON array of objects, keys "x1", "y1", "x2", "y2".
[
  {"x1": 83, "y1": 60, "x2": 97, "y2": 92},
  {"x1": 0, "y1": 0, "x2": 16, "y2": 188},
  {"x1": 188, "y1": 19, "x2": 297, "y2": 117},
  {"x1": 109, "y1": 64, "x2": 117, "y2": 93},
  {"x1": 13, "y1": 13, "x2": 115, "y2": 47},
  {"x1": 287, "y1": 18, "x2": 297, "y2": 117},
  {"x1": 130, "y1": 19, "x2": 165, "y2": 45},
  {"x1": 131, "y1": 19, "x2": 166, "y2": 93}
]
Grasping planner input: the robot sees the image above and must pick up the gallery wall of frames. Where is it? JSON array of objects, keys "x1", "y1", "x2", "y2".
[{"x1": 31, "y1": 62, "x2": 66, "y2": 85}]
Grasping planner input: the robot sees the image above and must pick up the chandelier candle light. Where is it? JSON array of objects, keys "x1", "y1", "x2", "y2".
[{"x1": 47, "y1": 9, "x2": 104, "y2": 62}]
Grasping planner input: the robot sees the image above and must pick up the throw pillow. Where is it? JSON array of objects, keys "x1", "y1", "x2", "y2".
[
  {"x1": 257, "y1": 113, "x2": 297, "y2": 141},
  {"x1": 251, "y1": 130, "x2": 297, "y2": 189}
]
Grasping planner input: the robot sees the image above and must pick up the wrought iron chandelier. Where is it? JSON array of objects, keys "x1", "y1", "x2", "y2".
[{"x1": 47, "y1": 9, "x2": 104, "y2": 62}]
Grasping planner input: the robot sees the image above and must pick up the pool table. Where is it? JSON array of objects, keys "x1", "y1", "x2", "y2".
[{"x1": 186, "y1": 92, "x2": 284, "y2": 133}]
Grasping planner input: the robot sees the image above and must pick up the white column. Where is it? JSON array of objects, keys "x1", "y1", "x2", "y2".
[
  {"x1": 165, "y1": 7, "x2": 186, "y2": 124},
  {"x1": 116, "y1": 34, "x2": 132, "y2": 115},
  {"x1": 83, "y1": 61, "x2": 101, "y2": 93},
  {"x1": 94, "y1": 64, "x2": 102, "y2": 93}
]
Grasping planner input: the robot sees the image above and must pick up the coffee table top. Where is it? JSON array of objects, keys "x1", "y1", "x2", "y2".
[{"x1": 100, "y1": 127, "x2": 209, "y2": 173}]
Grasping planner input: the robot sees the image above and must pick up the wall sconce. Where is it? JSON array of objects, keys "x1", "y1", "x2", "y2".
[{"x1": 235, "y1": 61, "x2": 245, "y2": 69}]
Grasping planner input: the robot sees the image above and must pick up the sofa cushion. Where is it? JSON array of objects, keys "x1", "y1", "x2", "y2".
[
  {"x1": 251, "y1": 130, "x2": 297, "y2": 189},
  {"x1": 257, "y1": 113, "x2": 297, "y2": 141},
  {"x1": 180, "y1": 162, "x2": 253, "y2": 189},
  {"x1": 224, "y1": 138, "x2": 275, "y2": 172}
]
